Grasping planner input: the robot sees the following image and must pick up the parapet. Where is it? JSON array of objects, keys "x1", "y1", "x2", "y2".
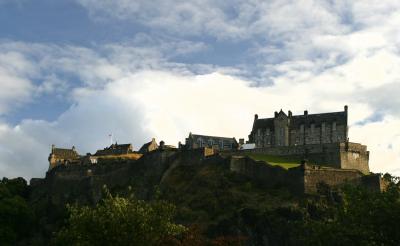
[{"x1": 341, "y1": 142, "x2": 368, "y2": 153}]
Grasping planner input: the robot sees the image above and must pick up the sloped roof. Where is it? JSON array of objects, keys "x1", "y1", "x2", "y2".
[
  {"x1": 290, "y1": 111, "x2": 346, "y2": 128},
  {"x1": 253, "y1": 118, "x2": 274, "y2": 130},
  {"x1": 139, "y1": 139, "x2": 158, "y2": 153},
  {"x1": 94, "y1": 143, "x2": 133, "y2": 156},
  {"x1": 189, "y1": 133, "x2": 237, "y2": 143},
  {"x1": 52, "y1": 147, "x2": 79, "y2": 159}
]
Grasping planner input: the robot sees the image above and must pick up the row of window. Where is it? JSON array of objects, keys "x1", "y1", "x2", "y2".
[
  {"x1": 196, "y1": 139, "x2": 234, "y2": 148},
  {"x1": 256, "y1": 122, "x2": 338, "y2": 136},
  {"x1": 256, "y1": 135, "x2": 344, "y2": 147}
]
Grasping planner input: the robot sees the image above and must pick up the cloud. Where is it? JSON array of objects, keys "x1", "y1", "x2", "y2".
[
  {"x1": 1, "y1": 1, "x2": 400, "y2": 180},
  {"x1": 351, "y1": 117, "x2": 400, "y2": 175},
  {"x1": 76, "y1": 0, "x2": 350, "y2": 40},
  {"x1": 0, "y1": 69, "x2": 399, "y2": 180},
  {"x1": 0, "y1": 51, "x2": 35, "y2": 115}
]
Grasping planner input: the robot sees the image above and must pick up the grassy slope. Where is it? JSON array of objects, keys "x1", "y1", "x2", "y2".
[{"x1": 247, "y1": 153, "x2": 301, "y2": 169}]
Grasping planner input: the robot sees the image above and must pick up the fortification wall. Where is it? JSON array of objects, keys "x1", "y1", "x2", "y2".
[
  {"x1": 231, "y1": 142, "x2": 369, "y2": 173},
  {"x1": 340, "y1": 142, "x2": 370, "y2": 174},
  {"x1": 231, "y1": 143, "x2": 342, "y2": 169},
  {"x1": 229, "y1": 156, "x2": 378, "y2": 194},
  {"x1": 33, "y1": 149, "x2": 179, "y2": 205},
  {"x1": 302, "y1": 165, "x2": 363, "y2": 193},
  {"x1": 361, "y1": 174, "x2": 388, "y2": 192}
]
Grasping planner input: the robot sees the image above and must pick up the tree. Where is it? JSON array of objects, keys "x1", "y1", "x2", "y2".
[
  {"x1": 53, "y1": 189, "x2": 186, "y2": 246},
  {"x1": 0, "y1": 177, "x2": 34, "y2": 245},
  {"x1": 300, "y1": 181, "x2": 400, "y2": 246}
]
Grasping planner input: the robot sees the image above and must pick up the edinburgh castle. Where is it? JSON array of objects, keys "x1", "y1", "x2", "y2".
[{"x1": 38, "y1": 105, "x2": 384, "y2": 198}]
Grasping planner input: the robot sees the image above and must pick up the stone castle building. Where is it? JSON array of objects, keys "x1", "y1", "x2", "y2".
[
  {"x1": 49, "y1": 142, "x2": 142, "y2": 170},
  {"x1": 246, "y1": 106, "x2": 370, "y2": 174},
  {"x1": 94, "y1": 143, "x2": 134, "y2": 156},
  {"x1": 48, "y1": 145, "x2": 81, "y2": 170},
  {"x1": 249, "y1": 106, "x2": 348, "y2": 148},
  {"x1": 185, "y1": 133, "x2": 239, "y2": 151},
  {"x1": 139, "y1": 138, "x2": 159, "y2": 154},
  {"x1": 42, "y1": 106, "x2": 384, "y2": 195}
]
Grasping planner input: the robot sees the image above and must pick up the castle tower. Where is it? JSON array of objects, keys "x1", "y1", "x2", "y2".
[{"x1": 273, "y1": 109, "x2": 289, "y2": 146}]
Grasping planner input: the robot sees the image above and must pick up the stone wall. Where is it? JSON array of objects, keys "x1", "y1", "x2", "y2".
[
  {"x1": 227, "y1": 142, "x2": 369, "y2": 174},
  {"x1": 229, "y1": 156, "x2": 378, "y2": 194},
  {"x1": 251, "y1": 110, "x2": 348, "y2": 148},
  {"x1": 302, "y1": 165, "x2": 363, "y2": 193},
  {"x1": 340, "y1": 142, "x2": 370, "y2": 174},
  {"x1": 361, "y1": 174, "x2": 388, "y2": 192},
  {"x1": 291, "y1": 123, "x2": 347, "y2": 145},
  {"x1": 31, "y1": 149, "x2": 180, "y2": 205}
]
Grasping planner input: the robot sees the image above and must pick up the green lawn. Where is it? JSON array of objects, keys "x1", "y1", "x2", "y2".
[{"x1": 247, "y1": 154, "x2": 301, "y2": 169}]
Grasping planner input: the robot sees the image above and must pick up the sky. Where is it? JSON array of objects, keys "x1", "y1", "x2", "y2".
[{"x1": 0, "y1": 0, "x2": 399, "y2": 180}]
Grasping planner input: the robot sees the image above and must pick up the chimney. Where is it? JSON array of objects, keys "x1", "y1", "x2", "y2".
[
  {"x1": 288, "y1": 110, "x2": 292, "y2": 117},
  {"x1": 254, "y1": 114, "x2": 258, "y2": 120},
  {"x1": 72, "y1": 146, "x2": 76, "y2": 151},
  {"x1": 304, "y1": 110, "x2": 308, "y2": 116},
  {"x1": 344, "y1": 105, "x2": 348, "y2": 113},
  {"x1": 274, "y1": 111, "x2": 278, "y2": 117}
]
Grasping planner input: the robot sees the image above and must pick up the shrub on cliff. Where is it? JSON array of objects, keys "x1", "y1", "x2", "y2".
[{"x1": 53, "y1": 189, "x2": 186, "y2": 246}]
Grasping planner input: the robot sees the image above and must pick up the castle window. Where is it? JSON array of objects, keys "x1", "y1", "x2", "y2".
[
  {"x1": 332, "y1": 122, "x2": 337, "y2": 131},
  {"x1": 266, "y1": 128, "x2": 270, "y2": 135},
  {"x1": 257, "y1": 128, "x2": 261, "y2": 136},
  {"x1": 208, "y1": 139, "x2": 213, "y2": 146},
  {"x1": 198, "y1": 138, "x2": 203, "y2": 147},
  {"x1": 311, "y1": 123, "x2": 315, "y2": 134},
  {"x1": 352, "y1": 152, "x2": 360, "y2": 159},
  {"x1": 322, "y1": 122, "x2": 325, "y2": 132},
  {"x1": 300, "y1": 124, "x2": 304, "y2": 132}
]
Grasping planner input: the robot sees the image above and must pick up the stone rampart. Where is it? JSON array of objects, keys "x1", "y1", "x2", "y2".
[
  {"x1": 31, "y1": 149, "x2": 180, "y2": 205},
  {"x1": 340, "y1": 142, "x2": 370, "y2": 174},
  {"x1": 229, "y1": 156, "x2": 378, "y2": 194},
  {"x1": 302, "y1": 165, "x2": 363, "y2": 193},
  {"x1": 228, "y1": 142, "x2": 369, "y2": 174}
]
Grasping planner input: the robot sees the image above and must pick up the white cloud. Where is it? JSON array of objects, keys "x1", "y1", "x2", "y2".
[
  {"x1": 351, "y1": 117, "x2": 400, "y2": 174},
  {"x1": 1, "y1": 1, "x2": 400, "y2": 180},
  {"x1": 76, "y1": 0, "x2": 350, "y2": 40},
  {"x1": 0, "y1": 51, "x2": 35, "y2": 115},
  {"x1": 0, "y1": 70, "x2": 399, "y2": 180}
]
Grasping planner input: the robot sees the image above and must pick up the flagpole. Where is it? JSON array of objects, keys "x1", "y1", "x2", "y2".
[{"x1": 109, "y1": 133, "x2": 113, "y2": 145}]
